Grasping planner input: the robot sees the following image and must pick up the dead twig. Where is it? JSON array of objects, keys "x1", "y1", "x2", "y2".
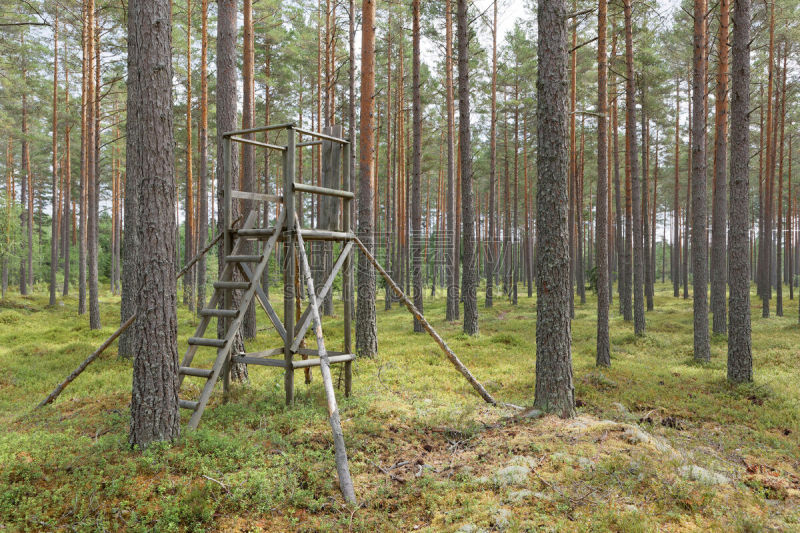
[
  {"x1": 202, "y1": 475, "x2": 229, "y2": 493},
  {"x1": 367, "y1": 459, "x2": 405, "y2": 483}
]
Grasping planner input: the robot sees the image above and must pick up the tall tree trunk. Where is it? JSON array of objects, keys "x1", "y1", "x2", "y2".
[
  {"x1": 503, "y1": 95, "x2": 511, "y2": 297},
  {"x1": 611, "y1": 31, "x2": 623, "y2": 309},
  {"x1": 727, "y1": 0, "x2": 751, "y2": 382},
  {"x1": 623, "y1": 0, "x2": 644, "y2": 335},
  {"x1": 641, "y1": 94, "x2": 652, "y2": 311},
  {"x1": 534, "y1": 0, "x2": 575, "y2": 418},
  {"x1": 788, "y1": 138, "x2": 793, "y2": 301},
  {"x1": 184, "y1": 0, "x2": 195, "y2": 313},
  {"x1": 568, "y1": 5, "x2": 577, "y2": 317},
  {"x1": 411, "y1": 0, "x2": 423, "y2": 333},
  {"x1": 525, "y1": 113, "x2": 533, "y2": 298},
  {"x1": 596, "y1": 0, "x2": 610, "y2": 367},
  {"x1": 652, "y1": 132, "x2": 660, "y2": 289},
  {"x1": 348, "y1": 0, "x2": 356, "y2": 317},
  {"x1": 49, "y1": 12, "x2": 60, "y2": 307},
  {"x1": 683, "y1": 102, "x2": 691, "y2": 302},
  {"x1": 120, "y1": 0, "x2": 139, "y2": 356},
  {"x1": 2, "y1": 140, "x2": 10, "y2": 298},
  {"x1": 486, "y1": 0, "x2": 497, "y2": 309},
  {"x1": 88, "y1": 1, "x2": 101, "y2": 330},
  {"x1": 384, "y1": 32, "x2": 393, "y2": 311},
  {"x1": 78, "y1": 14, "x2": 88, "y2": 314},
  {"x1": 711, "y1": 0, "x2": 729, "y2": 333},
  {"x1": 63, "y1": 47, "x2": 72, "y2": 297},
  {"x1": 356, "y1": 0, "x2": 378, "y2": 357},
  {"x1": 673, "y1": 79, "x2": 681, "y2": 297},
  {"x1": 445, "y1": 0, "x2": 459, "y2": 321},
  {"x1": 20, "y1": 34, "x2": 30, "y2": 296},
  {"x1": 457, "y1": 0, "x2": 478, "y2": 335},
  {"x1": 196, "y1": 0, "x2": 209, "y2": 312},
  {"x1": 513, "y1": 77, "x2": 520, "y2": 305},
  {"x1": 775, "y1": 49, "x2": 787, "y2": 317},
  {"x1": 757, "y1": 85, "x2": 764, "y2": 299},
  {"x1": 128, "y1": 0, "x2": 180, "y2": 448},
  {"x1": 577, "y1": 120, "x2": 586, "y2": 304},
  {"x1": 761, "y1": 2, "x2": 775, "y2": 317},
  {"x1": 217, "y1": 0, "x2": 248, "y2": 382},
  {"x1": 620, "y1": 50, "x2": 633, "y2": 318},
  {"x1": 261, "y1": 43, "x2": 272, "y2": 296},
  {"x1": 691, "y1": 0, "x2": 709, "y2": 361},
  {"x1": 241, "y1": 0, "x2": 257, "y2": 337}
]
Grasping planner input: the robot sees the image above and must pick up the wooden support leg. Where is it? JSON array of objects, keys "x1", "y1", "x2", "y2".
[
  {"x1": 284, "y1": 236, "x2": 295, "y2": 405},
  {"x1": 283, "y1": 130, "x2": 296, "y2": 405},
  {"x1": 293, "y1": 209, "x2": 357, "y2": 504},
  {"x1": 343, "y1": 196, "x2": 353, "y2": 397}
]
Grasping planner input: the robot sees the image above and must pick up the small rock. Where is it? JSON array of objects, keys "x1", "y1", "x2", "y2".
[
  {"x1": 567, "y1": 416, "x2": 618, "y2": 431},
  {"x1": 522, "y1": 408, "x2": 544, "y2": 419},
  {"x1": 623, "y1": 427, "x2": 650, "y2": 445},
  {"x1": 504, "y1": 489, "x2": 534, "y2": 503},
  {"x1": 509, "y1": 455, "x2": 538, "y2": 469},
  {"x1": 679, "y1": 465, "x2": 731, "y2": 485},
  {"x1": 612, "y1": 402, "x2": 629, "y2": 414},
  {"x1": 457, "y1": 525, "x2": 487, "y2": 533},
  {"x1": 623, "y1": 427, "x2": 675, "y2": 454},
  {"x1": 550, "y1": 451, "x2": 568, "y2": 461},
  {"x1": 493, "y1": 508, "x2": 513, "y2": 531},
  {"x1": 493, "y1": 465, "x2": 530, "y2": 487}
]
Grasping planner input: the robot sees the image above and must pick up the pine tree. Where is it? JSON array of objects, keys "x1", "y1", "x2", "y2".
[
  {"x1": 356, "y1": 0, "x2": 378, "y2": 357},
  {"x1": 128, "y1": 0, "x2": 180, "y2": 448},
  {"x1": 411, "y1": 0, "x2": 423, "y2": 333},
  {"x1": 457, "y1": 0, "x2": 478, "y2": 335},
  {"x1": 727, "y1": 0, "x2": 752, "y2": 382},
  {"x1": 596, "y1": 0, "x2": 610, "y2": 367},
  {"x1": 534, "y1": 0, "x2": 575, "y2": 418},
  {"x1": 691, "y1": 0, "x2": 710, "y2": 361}
]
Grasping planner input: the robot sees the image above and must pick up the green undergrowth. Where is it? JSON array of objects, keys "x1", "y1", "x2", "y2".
[{"x1": 1, "y1": 283, "x2": 798, "y2": 531}]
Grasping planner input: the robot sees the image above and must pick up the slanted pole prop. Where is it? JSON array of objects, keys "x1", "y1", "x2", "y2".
[
  {"x1": 354, "y1": 237, "x2": 497, "y2": 405},
  {"x1": 36, "y1": 230, "x2": 228, "y2": 410},
  {"x1": 293, "y1": 210, "x2": 357, "y2": 505},
  {"x1": 37, "y1": 314, "x2": 137, "y2": 408}
]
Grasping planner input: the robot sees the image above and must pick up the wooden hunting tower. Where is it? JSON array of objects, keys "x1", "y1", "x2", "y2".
[{"x1": 176, "y1": 123, "x2": 355, "y2": 429}]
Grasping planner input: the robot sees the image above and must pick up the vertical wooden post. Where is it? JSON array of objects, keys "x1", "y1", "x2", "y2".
[
  {"x1": 342, "y1": 141, "x2": 353, "y2": 396},
  {"x1": 222, "y1": 135, "x2": 233, "y2": 400},
  {"x1": 284, "y1": 126, "x2": 296, "y2": 405}
]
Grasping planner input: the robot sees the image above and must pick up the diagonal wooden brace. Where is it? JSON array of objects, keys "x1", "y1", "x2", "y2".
[
  {"x1": 290, "y1": 241, "x2": 353, "y2": 352},
  {"x1": 236, "y1": 262, "x2": 288, "y2": 342}
]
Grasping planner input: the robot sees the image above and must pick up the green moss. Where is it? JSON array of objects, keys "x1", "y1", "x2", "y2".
[{"x1": 1, "y1": 284, "x2": 798, "y2": 530}]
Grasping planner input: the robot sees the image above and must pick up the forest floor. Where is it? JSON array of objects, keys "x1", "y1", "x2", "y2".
[{"x1": 1, "y1": 283, "x2": 799, "y2": 532}]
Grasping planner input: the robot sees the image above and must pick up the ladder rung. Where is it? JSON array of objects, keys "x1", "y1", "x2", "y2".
[
  {"x1": 225, "y1": 255, "x2": 262, "y2": 262},
  {"x1": 200, "y1": 308, "x2": 238, "y2": 318},
  {"x1": 236, "y1": 228, "x2": 275, "y2": 237},
  {"x1": 179, "y1": 366, "x2": 213, "y2": 378},
  {"x1": 213, "y1": 281, "x2": 250, "y2": 290},
  {"x1": 188, "y1": 337, "x2": 226, "y2": 348},
  {"x1": 292, "y1": 354, "x2": 356, "y2": 369},
  {"x1": 179, "y1": 399, "x2": 199, "y2": 410}
]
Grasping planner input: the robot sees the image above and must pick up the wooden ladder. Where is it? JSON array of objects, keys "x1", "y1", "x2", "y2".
[{"x1": 178, "y1": 209, "x2": 285, "y2": 429}]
